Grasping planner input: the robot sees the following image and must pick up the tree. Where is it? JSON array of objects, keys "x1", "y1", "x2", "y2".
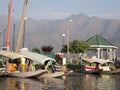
[
  {"x1": 61, "y1": 40, "x2": 89, "y2": 54},
  {"x1": 41, "y1": 45, "x2": 54, "y2": 58},
  {"x1": 71, "y1": 40, "x2": 89, "y2": 53},
  {"x1": 31, "y1": 48, "x2": 41, "y2": 54},
  {"x1": 41, "y1": 45, "x2": 53, "y2": 53},
  {"x1": 61, "y1": 45, "x2": 67, "y2": 53}
]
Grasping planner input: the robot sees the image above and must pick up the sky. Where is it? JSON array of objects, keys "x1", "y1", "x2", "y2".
[{"x1": 0, "y1": 0, "x2": 120, "y2": 20}]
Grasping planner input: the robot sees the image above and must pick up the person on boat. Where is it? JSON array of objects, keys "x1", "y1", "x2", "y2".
[
  {"x1": 27, "y1": 60, "x2": 33, "y2": 72},
  {"x1": 16, "y1": 58, "x2": 22, "y2": 72},
  {"x1": 51, "y1": 61, "x2": 57, "y2": 73},
  {"x1": 25, "y1": 59, "x2": 28, "y2": 72},
  {"x1": 6, "y1": 58, "x2": 10, "y2": 73},
  {"x1": 44, "y1": 60, "x2": 50, "y2": 70},
  {"x1": 44, "y1": 60, "x2": 56, "y2": 73},
  {"x1": 9, "y1": 63, "x2": 17, "y2": 72},
  {"x1": 95, "y1": 63, "x2": 99, "y2": 69}
]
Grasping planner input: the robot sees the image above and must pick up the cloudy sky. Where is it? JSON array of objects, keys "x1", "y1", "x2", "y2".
[{"x1": 0, "y1": 0, "x2": 120, "y2": 20}]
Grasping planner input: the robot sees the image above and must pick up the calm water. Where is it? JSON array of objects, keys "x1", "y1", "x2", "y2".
[{"x1": 0, "y1": 73, "x2": 120, "y2": 90}]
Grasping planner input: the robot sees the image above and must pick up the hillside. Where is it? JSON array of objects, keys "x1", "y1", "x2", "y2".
[{"x1": 0, "y1": 14, "x2": 120, "y2": 56}]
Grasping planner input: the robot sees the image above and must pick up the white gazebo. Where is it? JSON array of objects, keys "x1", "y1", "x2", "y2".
[{"x1": 86, "y1": 34, "x2": 117, "y2": 60}]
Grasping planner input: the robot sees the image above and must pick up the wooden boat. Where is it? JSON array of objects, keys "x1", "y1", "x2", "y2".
[
  {"x1": 0, "y1": 51, "x2": 49, "y2": 78},
  {"x1": 0, "y1": 51, "x2": 72, "y2": 78},
  {"x1": 75, "y1": 66, "x2": 102, "y2": 74},
  {"x1": 40, "y1": 70, "x2": 73, "y2": 78},
  {"x1": 80, "y1": 57, "x2": 118, "y2": 74},
  {"x1": 8, "y1": 69, "x2": 47, "y2": 78},
  {"x1": 82, "y1": 69, "x2": 103, "y2": 74},
  {"x1": 81, "y1": 57, "x2": 115, "y2": 71},
  {"x1": 19, "y1": 51, "x2": 73, "y2": 78}
]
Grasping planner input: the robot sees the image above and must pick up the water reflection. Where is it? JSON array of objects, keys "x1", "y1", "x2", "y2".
[
  {"x1": 0, "y1": 77, "x2": 46, "y2": 90},
  {"x1": 40, "y1": 77, "x2": 66, "y2": 90},
  {"x1": 65, "y1": 73, "x2": 120, "y2": 90},
  {"x1": 0, "y1": 73, "x2": 120, "y2": 90}
]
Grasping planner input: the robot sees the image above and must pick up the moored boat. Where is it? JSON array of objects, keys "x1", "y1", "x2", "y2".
[
  {"x1": 8, "y1": 69, "x2": 47, "y2": 78},
  {"x1": 82, "y1": 67, "x2": 103, "y2": 74},
  {"x1": 81, "y1": 57, "x2": 120, "y2": 74},
  {"x1": 0, "y1": 51, "x2": 49, "y2": 78},
  {"x1": 19, "y1": 51, "x2": 73, "y2": 78},
  {"x1": 40, "y1": 70, "x2": 73, "y2": 78},
  {"x1": 74, "y1": 65, "x2": 103, "y2": 74}
]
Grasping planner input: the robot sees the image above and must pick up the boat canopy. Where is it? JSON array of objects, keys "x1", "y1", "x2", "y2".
[
  {"x1": 0, "y1": 51, "x2": 25, "y2": 60},
  {"x1": 19, "y1": 51, "x2": 56, "y2": 64},
  {"x1": 82, "y1": 57, "x2": 114, "y2": 65},
  {"x1": 93, "y1": 59, "x2": 114, "y2": 65}
]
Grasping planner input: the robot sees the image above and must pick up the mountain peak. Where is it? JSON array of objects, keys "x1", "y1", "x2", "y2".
[{"x1": 66, "y1": 13, "x2": 89, "y2": 20}]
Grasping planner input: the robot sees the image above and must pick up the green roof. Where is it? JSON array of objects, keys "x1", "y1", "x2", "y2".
[{"x1": 86, "y1": 34, "x2": 117, "y2": 49}]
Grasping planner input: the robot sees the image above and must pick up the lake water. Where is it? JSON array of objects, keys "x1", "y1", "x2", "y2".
[{"x1": 0, "y1": 73, "x2": 120, "y2": 90}]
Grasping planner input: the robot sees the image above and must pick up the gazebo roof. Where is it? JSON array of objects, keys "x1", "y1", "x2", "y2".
[{"x1": 86, "y1": 34, "x2": 117, "y2": 49}]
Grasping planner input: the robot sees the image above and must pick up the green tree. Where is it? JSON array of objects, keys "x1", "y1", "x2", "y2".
[
  {"x1": 61, "y1": 45, "x2": 67, "y2": 53},
  {"x1": 61, "y1": 40, "x2": 89, "y2": 53},
  {"x1": 31, "y1": 48, "x2": 41, "y2": 54}
]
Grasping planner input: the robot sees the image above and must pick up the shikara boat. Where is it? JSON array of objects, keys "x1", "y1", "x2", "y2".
[
  {"x1": 81, "y1": 57, "x2": 120, "y2": 74},
  {"x1": 0, "y1": 51, "x2": 72, "y2": 78},
  {"x1": 40, "y1": 70, "x2": 73, "y2": 78},
  {"x1": 75, "y1": 66, "x2": 102, "y2": 74},
  {"x1": 19, "y1": 51, "x2": 73, "y2": 78},
  {"x1": 82, "y1": 68, "x2": 103, "y2": 74},
  {"x1": 0, "y1": 51, "x2": 48, "y2": 78},
  {"x1": 8, "y1": 70, "x2": 47, "y2": 78}
]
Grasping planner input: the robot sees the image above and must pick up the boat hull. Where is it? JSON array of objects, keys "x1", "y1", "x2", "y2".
[
  {"x1": 82, "y1": 69, "x2": 103, "y2": 74},
  {"x1": 74, "y1": 69, "x2": 102, "y2": 74},
  {"x1": 8, "y1": 70, "x2": 47, "y2": 78},
  {"x1": 40, "y1": 71, "x2": 73, "y2": 78}
]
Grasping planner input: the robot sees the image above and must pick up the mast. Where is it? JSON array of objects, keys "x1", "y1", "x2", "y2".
[
  {"x1": 15, "y1": 0, "x2": 28, "y2": 52},
  {"x1": 6, "y1": 0, "x2": 12, "y2": 50}
]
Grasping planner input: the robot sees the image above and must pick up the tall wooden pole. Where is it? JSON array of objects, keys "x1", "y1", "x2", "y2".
[
  {"x1": 15, "y1": 0, "x2": 28, "y2": 52},
  {"x1": 6, "y1": 0, "x2": 12, "y2": 50},
  {"x1": 12, "y1": 24, "x2": 15, "y2": 51}
]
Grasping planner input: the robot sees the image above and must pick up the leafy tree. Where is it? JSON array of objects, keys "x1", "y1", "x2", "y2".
[
  {"x1": 61, "y1": 45, "x2": 67, "y2": 53},
  {"x1": 31, "y1": 48, "x2": 41, "y2": 54},
  {"x1": 41, "y1": 45, "x2": 54, "y2": 58},
  {"x1": 41, "y1": 45, "x2": 53, "y2": 53},
  {"x1": 61, "y1": 40, "x2": 89, "y2": 54}
]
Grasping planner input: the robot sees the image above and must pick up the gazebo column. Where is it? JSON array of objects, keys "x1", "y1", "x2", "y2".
[
  {"x1": 109, "y1": 49, "x2": 112, "y2": 60},
  {"x1": 101, "y1": 49, "x2": 104, "y2": 59},
  {"x1": 113, "y1": 49, "x2": 116, "y2": 60},
  {"x1": 97, "y1": 48, "x2": 101, "y2": 59}
]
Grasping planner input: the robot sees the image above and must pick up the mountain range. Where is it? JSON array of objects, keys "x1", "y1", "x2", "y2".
[{"x1": 0, "y1": 14, "x2": 120, "y2": 56}]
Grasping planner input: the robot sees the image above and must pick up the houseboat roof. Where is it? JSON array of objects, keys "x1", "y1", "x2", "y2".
[
  {"x1": 0, "y1": 51, "x2": 25, "y2": 60},
  {"x1": 19, "y1": 51, "x2": 56, "y2": 64}
]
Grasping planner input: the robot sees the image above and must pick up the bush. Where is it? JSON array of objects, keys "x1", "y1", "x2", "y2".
[{"x1": 66, "y1": 64, "x2": 84, "y2": 71}]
